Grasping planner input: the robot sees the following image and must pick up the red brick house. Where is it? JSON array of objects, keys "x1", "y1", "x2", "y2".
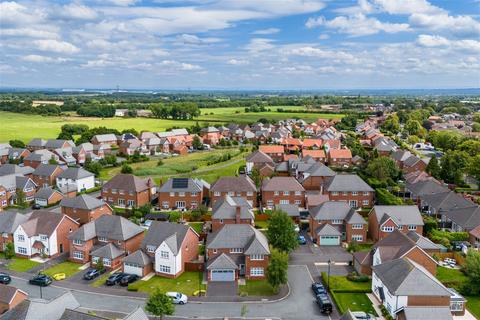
[
  {"x1": 328, "y1": 148, "x2": 353, "y2": 167},
  {"x1": 210, "y1": 176, "x2": 257, "y2": 207},
  {"x1": 32, "y1": 164, "x2": 63, "y2": 187},
  {"x1": 299, "y1": 162, "x2": 336, "y2": 192},
  {"x1": 123, "y1": 221, "x2": 199, "y2": 278},
  {"x1": 309, "y1": 201, "x2": 367, "y2": 245},
  {"x1": 211, "y1": 196, "x2": 254, "y2": 231},
  {"x1": 91, "y1": 134, "x2": 118, "y2": 146},
  {"x1": 261, "y1": 177, "x2": 306, "y2": 209},
  {"x1": 102, "y1": 174, "x2": 156, "y2": 208},
  {"x1": 206, "y1": 224, "x2": 269, "y2": 281},
  {"x1": 0, "y1": 174, "x2": 37, "y2": 206},
  {"x1": 68, "y1": 215, "x2": 144, "y2": 269},
  {"x1": 368, "y1": 205, "x2": 424, "y2": 242},
  {"x1": 0, "y1": 186, "x2": 7, "y2": 211},
  {"x1": 7, "y1": 148, "x2": 30, "y2": 163},
  {"x1": 60, "y1": 194, "x2": 113, "y2": 225},
  {"x1": 324, "y1": 174, "x2": 374, "y2": 208},
  {"x1": 0, "y1": 285, "x2": 28, "y2": 314},
  {"x1": 23, "y1": 150, "x2": 59, "y2": 169},
  {"x1": 200, "y1": 127, "x2": 223, "y2": 145},
  {"x1": 158, "y1": 178, "x2": 203, "y2": 210},
  {"x1": 0, "y1": 212, "x2": 30, "y2": 251},
  {"x1": 34, "y1": 187, "x2": 63, "y2": 207},
  {"x1": 302, "y1": 139, "x2": 323, "y2": 150},
  {"x1": 258, "y1": 145, "x2": 284, "y2": 162},
  {"x1": 301, "y1": 149, "x2": 326, "y2": 162}
]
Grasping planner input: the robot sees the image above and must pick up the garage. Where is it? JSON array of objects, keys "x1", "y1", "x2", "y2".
[
  {"x1": 319, "y1": 236, "x2": 341, "y2": 246},
  {"x1": 315, "y1": 223, "x2": 342, "y2": 246},
  {"x1": 210, "y1": 269, "x2": 235, "y2": 282},
  {"x1": 124, "y1": 262, "x2": 144, "y2": 276}
]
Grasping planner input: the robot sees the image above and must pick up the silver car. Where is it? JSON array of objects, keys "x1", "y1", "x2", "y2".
[{"x1": 166, "y1": 292, "x2": 188, "y2": 305}]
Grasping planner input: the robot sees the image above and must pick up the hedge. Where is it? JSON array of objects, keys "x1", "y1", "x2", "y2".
[{"x1": 429, "y1": 229, "x2": 469, "y2": 242}]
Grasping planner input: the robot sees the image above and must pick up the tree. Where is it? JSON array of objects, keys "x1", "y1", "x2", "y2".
[
  {"x1": 95, "y1": 258, "x2": 104, "y2": 271},
  {"x1": 16, "y1": 190, "x2": 27, "y2": 208},
  {"x1": 192, "y1": 136, "x2": 203, "y2": 150},
  {"x1": 84, "y1": 160, "x2": 103, "y2": 177},
  {"x1": 4, "y1": 243, "x2": 14, "y2": 260},
  {"x1": 266, "y1": 210, "x2": 298, "y2": 253},
  {"x1": 440, "y1": 150, "x2": 469, "y2": 184},
  {"x1": 458, "y1": 140, "x2": 480, "y2": 157},
  {"x1": 426, "y1": 155, "x2": 441, "y2": 179},
  {"x1": 405, "y1": 119, "x2": 422, "y2": 136},
  {"x1": 376, "y1": 188, "x2": 403, "y2": 205},
  {"x1": 365, "y1": 157, "x2": 400, "y2": 181},
  {"x1": 381, "y1": 114, "x2": 400, "y2": 134},
  {"x1": 48, "y1": 156, "x2": 58, "y2": 165},
  {"x1": 8, "y1": 140, "x2": 25, "y2": 148},
  {"x1": 145, "y1": 290, "x2": 175, "y2": 319},
  {"x1": 267, "y1": 247, "x2": 288, "y2": 292},
  {"x1": 121, "y1": 164, "x2": 133, "y2": 174},
  {"x1": 467, "y1": 155, "x2": 480, "y2": 182},
  {"x1": 462, "y1": 250, "x2": 480, "y2": 295},
  {"x1": 250, "y1": 167, "x2": 262, "y2": 188}
]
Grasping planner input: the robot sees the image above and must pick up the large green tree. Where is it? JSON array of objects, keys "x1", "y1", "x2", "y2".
[
  {"x1": 440, "y1": 150, "x2": 469, "y2": 184},
  {"x1": 426, "y1": 155, "x2": 441, "y2": 179},
  {"x1": 266, "y1": 210, "x2": 298, "y2": 253},
  {"x1": 145, "y1": 291, "x2": 175, "y2": 319},
  {"x1": 365, "y1": 157, "x2": 400, "y2": 181},
  {"x1": 267, "y1": 247, "x2": 289, "y2": 293},
  {"x1": 381, "y1": 114, "x2": 400, "y2": 134},
  {"x1": 463, "y1": 250, "x2": 480, "y2": 295}
]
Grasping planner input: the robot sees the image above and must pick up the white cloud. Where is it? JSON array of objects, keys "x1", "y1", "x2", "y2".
[
  {"x1": 335, "y1": 0, "x2": 376, "y2": 15},
  {"x1": 416, "y1": 34, "x2": 450, "y2": 47},
  {"x1": 0, "y1": 64, "x2": 16, "y2": 74},
  {"x1": 245, "y1": 38, "x2": 275, "y2": 52},
  {"x1": 34, "y1": 39, "x2": 80, "y2": 54},
  {"x1": 318, "y1": 34, "x2": 329, "y2": 40},
  {"x1": 409, "y1": 13, "x2": 480, "y2": 37},
  {"x1": 176, "y1": 34, "x2": 222, "y2": 45},
  {"x1": 417, "y1": 34, "x2": 480, "y2": 52},
  {"x1": 58, "y1": 3, "x2": 98, "y2": 20},
  {"x1": 372, "y1": 0, "x2": 444, "y2": 15},
  {"x1": 102, "y1": 0, "x2": 140, "y2": 6},
  {"x1": 0, "y1": 2, "x2": 46, "y2": 25},
  {"x1": 307, "y1": 14, "x2": 411, "y2": 36},
  {"x1": 21, "y1": 55, "x2": 67, "y2": 63},
  {"x1": 0, "y1": 28, "x2": 58, "y2": 39},
  {"x1": 252, "y1": 28, "x2": 280, "y2": 35},
  {"x1": 157, "y1": 60, "x2": 202, "y2": 71},
  {"x1": 227, "y1": 59, "x2": 249, "y2": 65}
]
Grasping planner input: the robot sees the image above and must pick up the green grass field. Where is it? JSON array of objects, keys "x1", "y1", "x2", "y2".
[
  {"x1": 334, "y1": 292, "x2": 377, "y2": 315},
  {"x1": 239, "y1": 280, "x2": 276, "y2": 296},
  {"x1": 5, "y1": 257, "x2": 40, "y2": 272},
  {"x1": 43, "y1": 261, "x2": 82, "y2": 279},
  {"x1": 128, "y1": 272, "x2": 205, "y2": 295}
]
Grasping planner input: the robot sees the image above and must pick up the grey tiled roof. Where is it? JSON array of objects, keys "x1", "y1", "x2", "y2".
[
  {"x1": 0, "y1": 284, "x2": 24, "y2": 304},
  {"x1": 443, "y1": 206, "x2": 480, "y2": 230},
  {"x1": 303, "y1": 162, "x2": 336, "y2": 178},
  {"x1": 275, "y1": 204, "x2": 300, "y2": 217},
  {"x1": 0, "y1": 211, "x2": 30, "y2": 234},
  {"x1": 406, "y1": 180, "x2": 449, "y2": 197},
  {"x1": 91, "y1": 243, "x2": 124, "y2": 259},
  {"x1": 207, "y1": 224, "x2": 269, "y2": 255},
  {"x1": 25, "y1": 149, "x2": 57, "y2": 162},
  {"x1": 33, "y1": 164, "x2": 61, "y2": 177},
  {"x1": 372, "y1": 258, "x2": 451, "y2": 296},
  {"x1": 262, "y1": 177, "x2": 305, "y2": 191},
  {"x1": 373, "y1": 230, "x2": 419, "y2": 262},
  {"x1": 69, "y1": 215, "x2": 143, "y2": 241},
  {"x1": 45, "y1": 139, "x2": 75, "y2": 149},
  {"x1": 123, "y1": 250, "x2": 151, "y2": 267},
  {"x1": 315, "y1": 223, "x2": 342, "y2": 236},
  {"x1": 27, "y1": 138, "x2": 46, "y2": 147},
  {"x1": 57, "y1": 167, "x2": 94, "y2": 180},
  {"x1": 35, "y1": 187, "x2": 62, "y2": 200},
  {"x1": 421, "y1": 191, "x2": 475, "y2": 213},
  {"x1": 59, "y1": 309, "x2": 109, "y2": 320},
  {"x1": 0, "y1": 164, "x2": 34, "y2": 177},
  {"x1": 325, "y1": 174, "x2": 374, "y2": 192},
  {"x1": 405, "y1": 231, "x2": 443, "y2": 251},
  {"x1": 400, "y1": 307, "x2": 453, "y2": 320},
  {"x1": 207, "y1": 253, "x2": 238, "y2": 270},
  {"x1": 245, "y1": 150, "x2": 273, "y2": 163},
  {"x1": 310, "y1": 201, "x2": 353, "y2": 221},
  {"x1": 158, "y1": 178, "x2": 202, "y2": 193},
  {"x1": 103, "y1": 174, "x2": 153, "y2": 193},
  {"x1": 372, "y1": 205, "x2": 424, "y2": 226},
  {"x1": 142, "y1": 221, "x2": 191, "y2": 255},
  {"x1": 212, "y1": 196, "x2": 254, "y2": 220},
  {"x1": 21, "y1": 210, "x2": 70, "y2": 237},
  {"x1": 60, "y1": 194, "x2": 105, "y2": 210},
  {"x1": 92, "y1": 134, "x2": 117, "y2": 142},
  {"x1": 211, "y1": 176, "x2": 256, "y2": 193}
]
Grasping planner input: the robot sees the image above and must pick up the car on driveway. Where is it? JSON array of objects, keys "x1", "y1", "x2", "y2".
[
  {"x1": 105, "y1": 272, "x2": 125, "y2": 286},
  {"x1": 298, "y1": 235, "x2": 307, "y2": 245},
  {"x1": 311, "y1": 282, "x2": 327, "y2": 295},
  {"x1": 166, "y1": 292, "x2": 188, "y2": 305},
  {"x1": 29, "y1": 274, "x2": 53, "y2": 287},
  {"x1": 316, "y1": 294, "x2": 333, "y2": 314},
  {"x1": 0, "y1": 272, "x2": 11, "y2": 284},
  {"x1": 119, "y1": 274, "x2": 139, "y2": 286},
  {"x1": 83, "y1": 268, "x2": 106, "y2": 280},
  {"x1": 351, "y1": 311, "x2": 376, "y2": 319},
  {"x1": 32, "y1": 203, "x2": 41, "y2": 210},
  {"x1": 52, "y1": 273, "x2": 66, "y2": 281}
]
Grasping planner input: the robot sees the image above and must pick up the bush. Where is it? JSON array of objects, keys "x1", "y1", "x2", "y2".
[
  {"x1": 121, "y1": 164, "x2": 133, "y2": 174},
  {"x1": 376, "y1": 188, "x2": 403, "y2": 205},
  {"x1": 346, "y1": 272, "x2": 370, "y2": 283},
  {"x1": 168, "y1": 211, "x2": 181, "y2": 222},
  {"x1": 429, "y1": 229, "x2": 469, "y2": 242}
]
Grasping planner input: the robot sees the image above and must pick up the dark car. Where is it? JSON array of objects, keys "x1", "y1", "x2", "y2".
[
  {"x1": 298, "y1": 235, "x2": 307, "y2": 245},
  {"x1": 105, "y1": 272, "x2": 125, "y2": 286},
  {"x1": 29, "y1": 274, "x2": 52, "y2": 287},
  {"x1": 119, "y1": 274, "x2": 139, "y2": 286},
  {"x1": 0, "y1": 273, "x2": 11, "y2": 285},
  {"x1": 32, "y1": 203, "x2": 41, "y2": 210},
  {"x1": 83, "y1": 268, "x2": 106, "y2": 280},
  {"x1": 316, "y1": 294, "x2": 333, "y2": 314},
  {"x1": 311, "y1": 282, "x2": 327, "y2": 295}
]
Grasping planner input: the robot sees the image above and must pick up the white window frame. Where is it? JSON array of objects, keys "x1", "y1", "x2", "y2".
[
  {"x1": 73, "y1": 239, "x2": 83, "y2": 246},
  {"x1": 179, "y1": 192, "x2": 185, "y2": 197},
  {"x1": 362, "y1": 200, "x2": 369, "y2": 206},
  {"x1": 294, "y1": 200, "x2": 301, "y2": 205},
  {"x1": 98, "y1": 236, "x2": 108, "y2": 242},
  {"x1": 250, "y1": 267, "x2": 264, "y2": 276},
  {"x1": 17, "y1": 234, "x2": 25, "y2": 242},
  {"x1": 147, "y1": 245, "x2": 156, "y2": 253},
  {"x1": 352, "y1": 224, "x2": 363, "y2": 229},
  {"x1": 250, "y1": 254, "x2": 264, "y2": 260},
  {"x1": 332, "y1": 191, "x2": 339, "y2": 196},
  {"x1": 170, "y1": 192, "x2": 175, "y2": 197},
  {"x1": 73, "y1": 251, "x2": 84, "y2": 260},
  {"x1": 247, "y1": 192, "x2": 253, "y2": 196},
  {"x1": 352, "y1": 235, "x2": 363, "y2": 242},
  {"x1": 127, "y1": 199, "x2": 135, "y2": 207},
  {"x1": 274, "y1": 191, "x2": 279, "y2": 196},
  {"x1": 18, "y1": 247, "x2": 27, "y2": 254},
  {"x1": 158, "y1": 265, "x2": 171, "y2": 273},
  {"x1": 283, "y1": 191, "x2": 290, "y2": 196},
  {"x1": 40, "y1": 235, "x2": 48, "y2": 241},
  {"x1": 382, "y1": 226, "x2": 394, "y2": 232},
  {"x1": 332, "y1": 219, "x2": 343, "y2": 225},
  {"x1": 160, "y1": 251, "x2": 169, "y2": 259},
  {"x1": 214, "y1": 191, "x2": 220, "y2": 196},
  {"x1": 230, "y1": 248, "x2": 243, "y2": 253},
  {"x1": 103, "y1": 258, "x2": 111, "y2": 267},
  {"x1": 363, "y1": 191, "x2": 369, "y2": 196},
  {"x1": 408, "y1": 225, "x2": 417, "y2": 231}
]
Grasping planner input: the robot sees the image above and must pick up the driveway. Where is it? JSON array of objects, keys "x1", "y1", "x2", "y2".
[
  {"x1": 311, "y1": 246, "x2": 352, "y2": 263},
  {"x1": 207, "y1": 282, "x2": 238, "y2": 297}
]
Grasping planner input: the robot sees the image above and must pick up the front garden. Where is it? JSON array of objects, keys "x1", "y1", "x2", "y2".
[
  {"x1": 239, "y1": 279, "x2": 276, "y2": 296},
  {"x1": 43, "y1": 261, "x2": 83, "y2": 279},
  {"x1": 128, "y1": 271, "x2": 205, "y2": 295},
  {"x1": 4, "y1": 257, "x2": 40, "y2": 272}
]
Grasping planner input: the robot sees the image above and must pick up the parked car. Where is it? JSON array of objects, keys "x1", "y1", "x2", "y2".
[
  {"x1": 105, "y1": 272, "x2": 125, "y2": 286},
  {"x1": 311, "y1": 282, "x2": 327, "y2": 295},
  {"x1": 166, "y1": 292, "x2": 188, "y2": 305},
  {"x1": 316, "y1": 294, "x2": 332, "y2": 314},
  {"x1": 29, "y1": 274, "x2": 52, "y2": 287},
  {"x1": 298, "y1": 235, "x2": 307, "y2": 245},
  {"x1": 32, "y1": 203, "x2": 41, "y2": 210},
  {"x1": 52, "y1": 273, "x2": 66, "y2": 281},
  {"x1": 0, "y1": 273, "x2": 11, "y2": 285},
  {"x1": 351, "y1": 311, "x2": 376, "y2": 319},
  {"x1": 119, "y1": 274, "x2": 139, "y2": 286},
  {"x1": 83, "y1": 268, "x2": 106, "y2": 280}
]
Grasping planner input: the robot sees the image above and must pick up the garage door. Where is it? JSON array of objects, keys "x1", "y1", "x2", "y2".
[
  {"x1": 211, "y1": 269, "x2": 235, "y2": 281},
  {"x1": 124, "y1": 263, "x2": 143, "y2": 277},
  {"x1": 320, "y1": 236, "x2": 340, "y2": 246}
]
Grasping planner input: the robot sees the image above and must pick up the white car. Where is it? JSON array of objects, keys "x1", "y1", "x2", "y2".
[{"x1": 166, "y1": 292, "x2": 188, "y2": 305}]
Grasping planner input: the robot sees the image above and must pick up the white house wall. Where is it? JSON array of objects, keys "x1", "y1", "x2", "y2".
[
  {"x1": 154, "y1": 241, "x2": 183, "y2": 275},
  {"x1": 372, "y1": 271, "x2": 408, "y2": 317}
]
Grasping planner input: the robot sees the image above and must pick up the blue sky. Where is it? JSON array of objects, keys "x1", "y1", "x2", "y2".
[{"x1": 0, "y1": 0, "x2": 479, "y2": 89}]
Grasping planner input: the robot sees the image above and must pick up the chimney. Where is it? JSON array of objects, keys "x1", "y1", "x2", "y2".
[{"x1": 235, "y1": 206, "x2": 241, "y2": 224}]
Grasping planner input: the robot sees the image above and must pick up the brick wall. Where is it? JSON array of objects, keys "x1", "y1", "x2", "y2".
[
  {"x1": 327, "y1": 191, "x2": 373, "y2": 208},
  {"x1": 102, "y1": 188, "x2": 152, "y2": 208},
  {"x1": 210, "y1": 191, "x2": 257, "y2": 207},
  {"x1": 61, "y1": 204, "x2": 113, "y2": 225},
  {"x1": 55, "y1": 217, "x2": 80, "y2": 257},
  {"x1": 245, "y1": 255, "x2": 269, "y2": 280},
  {"x1": 211, "y1": 218, "x2": 253, "y2": 232},
  {"x1": 158, "y1": 191, "x2": 202, "y2": 210},
  {"x1": 261, "y1": 190, "x2": 305, "y2": 208}
]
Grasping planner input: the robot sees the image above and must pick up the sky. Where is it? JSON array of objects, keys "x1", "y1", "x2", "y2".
[{"x1": 0, "y1": 0, "x2": 479, "y2": 90}]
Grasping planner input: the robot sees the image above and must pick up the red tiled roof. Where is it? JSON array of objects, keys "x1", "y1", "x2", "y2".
[
  {"x1": 302, "y1": 139, "x2": 323, "y2": 148},
  {"x1": 329, "y1": 149, "x2": 352, "y2": 159},
  {"x1": 302, "y1": 149, "x2": 326, "y2": 158},
  {"x1": 259, "y1": 145, "x2": 284, "y2": 154}
]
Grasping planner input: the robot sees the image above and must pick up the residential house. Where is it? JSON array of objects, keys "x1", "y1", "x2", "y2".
[
  {"x1": 0, "y1": 285, "x2": 28, "y2": 314},
  {"x1": 91, "y1": 134, "x2": 118, "y2": 146},
  {"x1": 301, "y1": 138, "x2": 323, "y2": 150},
  {"x1": 56, "y1": 167, "x2": 95, "y2": 193},
  {"x1": 210, "y1": 176, "x2": 257, "y2": 207},
  {"x1": 23, "y1": 150, "x2": 59, "y2": 169},
  {"x1": 0, "y1": 174, "x2": 37, "y2": 206},
  {"x1": 261, "y1": 177, "x2": 306, "y2": 209},
  {"x1": 441, "y1": 205, "x2": 480, "y2": 233},
  {"x1": 0, "y1": 164, "x2": 34, "y2": 178},
  {"x1": 102, "y1": 174, "x2": 156, "y2": 208},
  {"x1": 44, "y1": 139, "x2": 75, "y2": 151},
  {"x1": 328, "y1": 148, "x2": 353, "y2": 167},
  {"x1": 299, "y1": 162, "x2": 336, "y2": 192},
  {"x1": 158, "y1": 178, "x2": 202, "y2": 210},
  {"x1": 32, "y1": 164, "x2": 63, "y2": 187},
  {"x1": 0, "y1": 212, "x2": 30, "y2": 251},
  {"x1": 14, "y1": 211, "x2": 79, "y2": 258},
  {"x1": 368, "y1": 205, "x2": 424, "y2": 242},
  {"x1": 420, "y1": 190, "x2": 475, "y2": 217},
  {"x1": 200, "y1": 127, "x2": 222, "y2": 145},
  {"x1": 34, "y1": 187, "x2": 63, "y2": 207},
  {"x1": 211, "y1": 196, "x2": 254, "y2": 231},
  {"x1": 60, "y1": 194, "x2": 113, "y2": 225},
  {"x1": 309, "y1": 201, "x2": 367, "y2": 245},
  {"x1": 405, "y1": 179, "x2": 449, "y2": 205},
  {"x1": 68, "y1": 215, "x2": 144, "y2": 268},
  {"x1": 469, "y1": 225, "x2": 480, "y2": 248},
  {"x1": 26, "y1": 139, "x2": 46, "y2": 151},
  {"x1": 324, "y1": 174, "x2": 374, "y2": 208},
  {"x1": 7, "y1": 148, "x2": 30, "y2": 163},
  {"x1": 119, "y1": 139, "x2": 148, "y2": 156},
  {"x1": 245, "y1": 150, "x2": 274, "y2": 175},
  {"x1": 282, "y1": 138, "x2": 303, "y2": 153},
  {"x1": 258, "y1": 145, "x2": 284, "y2": 162},
  {"x1": 396, "y1": 307, "x2": 453, "y2": 320},
  {"x1": 301, "y1": 149, "x2": 326, "y2": 162},
  {"x1": 275, "y1": 203, "x2": 300, "y2": 223},
  {"x1": 71, "y1": 144, "x2": 89, "y2": 164},
  {"x1": 206, "y1": 224, "x2": 269, "y2": 281},
  {"x1": 124, "y1": 221, "x2": 199, "y2": 278},
  {"x1": 143, "y1": 137, "x2": 161, "y2": 154},
  {"x1": 53, "y1": 148, "x2": 76, "y2": 166}
]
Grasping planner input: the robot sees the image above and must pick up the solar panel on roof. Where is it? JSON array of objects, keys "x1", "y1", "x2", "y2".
[{"x1": 172, "y1": 178, "x2": 189, "y2": 189}]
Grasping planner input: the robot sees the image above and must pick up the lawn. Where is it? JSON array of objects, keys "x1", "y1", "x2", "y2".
[
  {"x1": 187, "y1": 222, "x2": 204, "y2": 234},
  {"x1": 42, "y1": 261, "x2": 82, "y2": 279},
  {"x1": 354, "y1": 243, "x2": 374, "y2": 252},
  {"x1": 4, "y1": 257, "x2": 40, "y2": 272},
  {"x1": 333, "y1": 292, "x2": 377, "y2": 315},
  {"x1": 254, "y1": 221, "x2": 269, "y2": 229},
  {"x1": 90, "y1": 272, "x2": 111, "y2": 287},
  {"x1": 466, "y1": 295, "x2": 480, "y2": 319},
  {"x1": 128, "y1": 272, "x2": 205, "y2": 295},
  {"x1": 321, "y1": 273, "x2": 372, "y2": 291},
  {"x1": 239, "y1": 279, "x2": 276, "y2": 296}
]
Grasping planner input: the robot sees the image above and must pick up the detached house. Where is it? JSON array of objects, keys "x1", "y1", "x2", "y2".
[
  {"x1": 34, "y1": 187, "x2": 63, "y2": 207},
  {"x1": 102, "y1": 174, "x2": 156, "y2": 208},
  {"x1": 200, "y1": 127, "x2": 222, "y2": 145},
  {"x1": 91, "y1": 134, "x2": 118, "y2": 146},
  {"x1": 32, "y1": 164, "x2": 63, "y2": 187},
  {"x1": 299, "y1": 162, "x2": 336, "y2": 192},
  {"x1": 14, "y1": 211, "x2": 79, "y2": 258},
  {"x1": 309, "y1": 201, "x2": 367, "y2": 245},
  {"x1": 245, "y1": 150, "x2": 274, "y2": 175},
  {"x1": 206, "y1": 224, "x2": 270, "y2": 281},
  {"x1": 45, "y1": 139, "x2": 75, "y2": 151},
  {"x1": 23, "y1": 150, "x2": 59, "y2": 169},
  {"x1": 0, "y1": 174, "x2": 37, "y2": 206},
  {"x1": 60, "y1": 194, "x2": 113, "y2": 225},
  {"x1": 211, "y1": 196, "x2": 254, "y2": 231},
  {"x1": 258, "y1": 145, "x2": 284, "y2": 162},
  {"x1": 56, "y1": 167, "x2": 95, "y2": 193},
  {"x1": 26, "y1": 138, "x2": 46, "y2": 151},
  {"x1": 328, "y1": 148, "x2": 353, "y2": 167},
  {"x1": 0, "y1": 285, "x2": 28, "y2": 314},
  {"x1": 158, "y1": 178, "x2": 202, "y2": 210},
  {"x1": 124, "y1": 221, "x2": 199, "y2": 278},
  {"x1": 301, "y1": 149, "x2": 326, "y2": 162},
  {"x1": 0, "y1": 212, "x2": 30, "y2": 251},
  {"x1": 68, "y1": 215, "x2": 144, "y2": 268},
  {"x1": 324, "y1": 174, "x2": 374, "y2": 208},
  {"x1": 262, "y1": 177, "x2": 305, "y2": 209},
  {"x1": 368, "y1": 205, "x2": 424, "y2": 242},
  {"x1": 210, "y1": 176, "x2": 257, "y2": 207}
]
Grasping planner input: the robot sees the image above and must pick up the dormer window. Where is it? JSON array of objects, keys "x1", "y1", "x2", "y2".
[
  {"x1": 147, "y1": 245, "x2": 156, "y2": 253},
  {"x1": 40, "y1": 235, "x2": 48, "y2": 241},
  {"x1": 98, "y1": 236, "x2": 108, "y2": 242}
]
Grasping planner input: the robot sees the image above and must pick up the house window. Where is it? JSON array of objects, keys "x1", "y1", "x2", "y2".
[
  {"x1": 230, "y1": 248, "x2": 243, "y2": 253},
  {"x1": 398, "y1": 226, "x2": 403, "y2": 230},
  {"x1": 283, "y1": 191, "x2": 290, "y2": 196},
  {"x1": 73, "y1": 239, "x2": 83, "y2": 246},
  {"x1": 363, "y1": 192, "x2": 369, "y2": 196},
  {"x1": 176, "y1": 201, "x2": 186, "y2": 209},
  {"x1": 294, "y1": 191, "x2": 301, "y2": 196},
  {"x1": 250, "y1": 254, "x2": 264, "y2": 260},
  {"x1": 111, "y1": 189, "x2": 117, "y2": 194},
  {"x1": 158, "y1": 265, "x2": 171, "y2": 273},
  {"x1": 127, "y1": 200, "x2": 135, "y2": 207},
  {"x1": 267, "y1": 200, "x2": 274, "y2": 206},
  {"x1": 179, "y1": 192, "x2": 185, "y2": 197},
  {"x1": 349, "y1": 200, "x2": 357, "y2": 207},
  {"x1": 342, "y1": 192, "x2": 348, "y2": 196},
  {"x1": 279, "y1": 200, "x2": 289, "y2": 205},
  {"x1": 408, "y1": 225, "x2": 417, "y2": 231},
  {"x1": 352, "y1": 224, "x2": 363, "y2": 229},
  {"x1": 362, "y1": 200, "x2": 369, "y2": 206},
  {"x1": 332, "y1": 219, "x2": 342, "y2": 224},
  {"x1": 250, "y1": 267, "x2": 264, "y2": 276},
  {"x1": 162, "y1": 201, "x2": 169, "y2": 209},
  {"x1": 247, "y1": 192, "x2": 253, "y2": 196},
  {"x1": 73, "y1": 251, "x2": 84, "y2": 260},
  {"x1": 214, "y1": 191, "x2": 220, "y2": 196},
  {"x1": 170, "y1": 192, "x2": 175, "y2": 197},
  {"x1": 228, "y1": 191, "x2": 234, "y2": 196},
  {"x1": 40, "y1": 235, "x2": 48, "y2": 241},
  {"x1": 352, "y1": 191, "x2": 358, "y2": 196},
  {"x1": 147, "y1": 246, "x2": 156, "y2": 253},
  {"x1": 1, "y1": 200, "x2": 6, "y2": 207},
  {"x1": 160, "y1": 251, "x2": 169, "y2": 259},
  {"x1": 118, "y1": 199, "x2": 125, "y2": 206},
  {"x1": 103, "y1": 258, "x2": 111, "y2": 267},
  {"x1": 17, "y1": 234, "x2": 25, "y2": 242},
  {"x1": 332, "y1": 191, "x2": 339, "y2": 196},
  {"x1": 98, "y1": 236, "x2": 108, "y2": 242},
  {"x1": 191, "y1": 192, "x2": 197, "y2": 196},
  {"x1": 382, "y1": 226, "x2": 394, "y2": 232},
  {"x1": 92, "y1": 256, "x2": 99, "y2": 264},
  {"x1": 294, "y1": 200, "x2": 301, "y2": 205},
  {"x1": 352, "y1": 235, "x2": 363, "y2": 242},
  {"x1": 451, "y1": 301, "x2": 464, "y2": 311},
  {"x1": 2, "y1": 233, "x2": 8, "y2": 238},
  {"x1": 213, "y1": 249, "x2": 217, "y2": 254},
  {"x1": 119, "y1": 190, "x2": 125, "y2": 195},
  {"x1": 17, "y1": 247, "x2": 27, "y2": 255},
  {"x1": 274, "y1": 191, "x2": 279, "y2": 196}
]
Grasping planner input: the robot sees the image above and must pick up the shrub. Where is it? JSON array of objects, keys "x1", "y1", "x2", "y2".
[
  {"x1": 346, "y1": 272, "x2": 370, "y2": 282},
  {"x1": 168, "y1": 211, "x2": 181, "y2": 222}
]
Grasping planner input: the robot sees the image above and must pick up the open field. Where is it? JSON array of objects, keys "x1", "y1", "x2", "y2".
[{"x1": 0, "y1": 108, "x2": 343, "y2": 142}]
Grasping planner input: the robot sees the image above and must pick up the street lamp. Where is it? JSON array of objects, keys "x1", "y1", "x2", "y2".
[{"x1": 327, "y1": 259, "x2": 332, "y2": 291}]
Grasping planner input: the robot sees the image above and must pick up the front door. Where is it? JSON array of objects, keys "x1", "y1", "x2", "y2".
[
  {"x1": 59, "y1": 244, "x2": 63, "y2": 253},
  {"x1": 239, "y1": 264, "x2": 245, "y2": 276}
]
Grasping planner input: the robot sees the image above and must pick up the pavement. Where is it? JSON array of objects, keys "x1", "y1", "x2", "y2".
[{"x1": 207, "y1": 282, "x2": 238, "y2": 297}]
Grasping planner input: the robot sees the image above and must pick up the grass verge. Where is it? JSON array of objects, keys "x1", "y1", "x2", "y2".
[
  {"x1": 42, "y1": 261, "x2": 82, "y2": 279},
  {"x1": 334, "y1": 292, "x2": 377, "y2": 315},
  {"x1": 128, "y1": 272, "x2": 205, "y2": 295},
  {"x1": 239, "y1": 279, "x2": 276, "y2": 296},
  {"x1": 5, "y1": 257, "x2": 40, "y2": 272}
]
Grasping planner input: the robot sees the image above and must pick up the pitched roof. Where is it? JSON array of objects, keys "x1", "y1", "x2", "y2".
[
  {"x1": 32, "y1": 164, "x2": 61, "y2": 177},
  {"x1": 59, "y1": 309, "x2": 110, "y2": 320},
  {"x1": 122, "y1": 250, "x2": 151, "y2": 267},
  {"x1": 68, "y1": 215, "x2": 143, "y2": 241},
  {"x1": 470, "y1": 224, "x2": 480, "y2": 239},
  {"x1": 0, "y1": 211, "x2": 30, "y2": 234},
  {"x1": 373, "y1": 230, "x2": 421, "y2": 262},
  {"x1": 405, "y1": 231, "x2": 443, "y2": 251},
  {"x1": 212, "y1": 196, "x2": 254, "y2": 220},
  {"x1": 57, "y1": 167, "x2": 94, "y2": 180},
  {"x1": 45, "y1": 139, "x2": 75, "y2": 149},
  {"x1": 210, "y1": 176, "x2": 256, "y2": 192},
  {"x1": 206, "y1": 253, "x2": 238, "y2": 270},
  {"x1": 443, "y1": 206, "x2": 480, "y2": 230},
  {"x1": 60, "y1": 194, "x2": 105, "y2": 210},
  {"x1": 310, "y1": 201, "x2": 353, "y2": 221},
  {"x1": 259, "y1": 145, "x2": 284, "y2": 154},
  {"x1": 207, "y1": 224, "x2": 269, "y2": 255},
  {"x1": 275, "y1": 204, "x2": 300, "y2": 217},
  {"x1": 0, "y1": 284, "x2": 26, "y2": 304},
  {"x1": 301, "y1": 149, "x2": 326, "y2": 159},
  {"x1": 372, "y1": 258, "x2": 451, "y2": 296},
  {"x1": 329, "y1": 148, "x2": 352, "y2": 159},
  {"x1": 372, "y1": 205, "x2": 424, "y2": 226},
  {"x1": 20, "y1": 211, "x2": 73, "y2": 237},
  {"x1": 245, "y1": 150, "x2": 273, "y2": 163},
  {"x1": 92, "y1": 134, "x2": 117, "y2": 142},
  {"x1": 262, "y1": 177, "x2": 305, "y2": 191},
  {"x1": 103, "y1": 174, "x2": 153, "y2": 193},
  {"x1": 91, "y1": 243, "x2": 124, "y2": 259},
  {"x1": 142, "y1": 221, "x2": 193, "y2": 255},
  {"x1": 35, "y1": 187, "x2": 62, "y2": 200},
  {"x1": 158, "y1": 178, "x2": 202, "y2": 193},
  {"x1": 26, "y1": 138, "x2": 46, "y2": 147},
  {"x1": 421, "y1": 191, "x2": 475, "y2": 213},
  {"x1": 25, "y1": 149, "x2": 57, "y2": 162},
  {"x1": 326, "y1": 174, "x2": 373, "y2": 192},
  {"x1": 0, "y1": 164, "x2": 34, "y2": 177},
  {"x1": 315, "y1": 223, "x2": 342, "y2": 236},
  {"x1": 406, "y1": 180, "x2": 449, "y2": 197},
  {"x1": 399, "y1": 307, "x2": 453, "y2": 320}
]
